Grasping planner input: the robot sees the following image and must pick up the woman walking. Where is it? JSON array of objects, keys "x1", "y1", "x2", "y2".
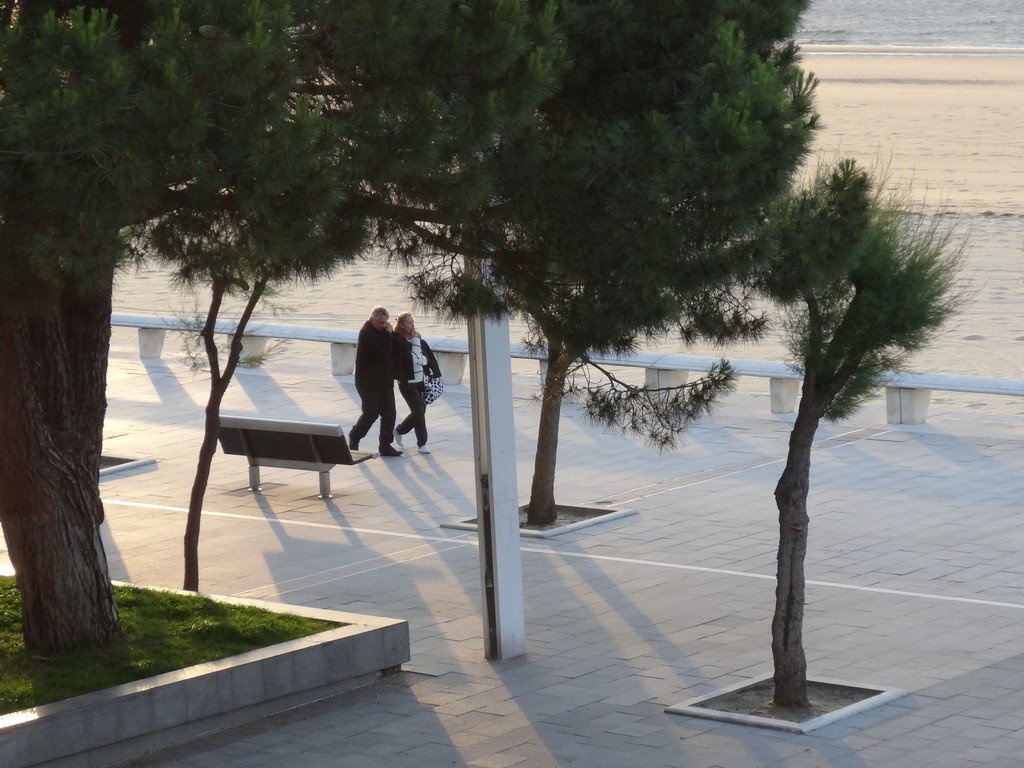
[{"x1": 393, "y1": 312, "x2": 441, "y2": 454}]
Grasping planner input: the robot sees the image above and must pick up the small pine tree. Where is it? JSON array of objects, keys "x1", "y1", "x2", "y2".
[
  {"x1": 757, "y1": 159, "x2": 966, "y2": 708},
  {"x1": 132, "y1": 0, "x2": 348, "y2": 591}
]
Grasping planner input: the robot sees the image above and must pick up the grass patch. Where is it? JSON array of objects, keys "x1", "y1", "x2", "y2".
[{"x1": 0, "y1": 577, "x2": 338, "y2": 716}]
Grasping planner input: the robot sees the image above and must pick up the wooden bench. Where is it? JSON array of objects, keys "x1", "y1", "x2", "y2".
[{"x1": 218, "y1": 416, "x2": 375, "y2": 498}]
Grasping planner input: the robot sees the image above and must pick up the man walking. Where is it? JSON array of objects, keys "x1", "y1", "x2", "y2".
[{"x1": 349, "y1": 306, "x2": 402, "y2": 457}]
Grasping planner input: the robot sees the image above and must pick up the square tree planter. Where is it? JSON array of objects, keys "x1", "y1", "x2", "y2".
[
  {"x1": 667, "y1": 672, "x2": 907, "y2": 734},
  {"x1": 442, "y1": 503, "x2": 637, "y2": 539}
]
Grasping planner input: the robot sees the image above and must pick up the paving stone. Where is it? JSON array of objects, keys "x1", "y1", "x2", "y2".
[{"x1": 9, "y1": 348, "x2": 1024, "y2": 768}]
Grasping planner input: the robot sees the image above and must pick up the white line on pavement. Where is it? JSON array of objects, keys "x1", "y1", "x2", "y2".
[{"x1": 103, "y1": 496, "x2": 1024, "y2": 613}]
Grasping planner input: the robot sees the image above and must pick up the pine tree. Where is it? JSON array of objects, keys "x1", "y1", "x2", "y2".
[
  {"x1": 757, "y1": 159, "x2": 965, "y2": 708},
  {"x1": 386, "y1": 0, "x2": 818, "y2": 525},
  {"x1": 0, "y1": 5, "x2": 156, "y2": 652}
]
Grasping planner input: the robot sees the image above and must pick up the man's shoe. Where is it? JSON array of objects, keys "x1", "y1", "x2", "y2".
[
  {"x1": 348, "y1": 431, "x2": 359, "y2": 451},
  {"x1": 379, "y1": 445, "x2": 403, "y2": 457},
  {"x1": 418, "y1": 445, "x2": 431, "y2": 454},
  {"x1": 394, "y1": 428, "x2": 404, "y2": 447}
]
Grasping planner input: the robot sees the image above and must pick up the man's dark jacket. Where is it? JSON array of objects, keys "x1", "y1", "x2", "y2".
[{"x1": 354, "y1": 320, "x2": 399, "y2": 390}]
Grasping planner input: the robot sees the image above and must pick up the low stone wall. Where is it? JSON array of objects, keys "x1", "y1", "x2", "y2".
[{"x1": 0, "y1": 597, "x2": 409, "y2": 768}]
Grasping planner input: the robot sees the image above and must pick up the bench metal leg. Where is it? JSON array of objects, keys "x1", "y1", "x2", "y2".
[
  {"x1": 248, "y1": 465, "x2": 262, "y2": 492},
  {"x1": 318, "y1": 470, "x2": 332, "y2": 498}
]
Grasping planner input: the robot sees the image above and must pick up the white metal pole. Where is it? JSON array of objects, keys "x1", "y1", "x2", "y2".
[{"x1": 466, "y1": 275, "x2": 526, "y2": 660}]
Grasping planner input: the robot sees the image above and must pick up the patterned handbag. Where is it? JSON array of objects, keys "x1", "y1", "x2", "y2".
[{"x1": 421, "y1": 376, "x2": 444, "y2": 405}]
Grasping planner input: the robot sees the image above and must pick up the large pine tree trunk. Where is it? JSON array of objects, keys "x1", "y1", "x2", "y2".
[
  {"x1": 526, "y1": 340, "x2": 571, "y2": 527},
  {"x1": 771, "y1": 389, "x2": 824, "y2": 708},
  {"x1": 0, "y1": 286, "x2": 119, "y2": 652}
]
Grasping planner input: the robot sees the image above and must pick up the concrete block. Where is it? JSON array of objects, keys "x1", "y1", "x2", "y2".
[
  {"x1": 436, "y1": 351, "x2": 467, "y2": 386},
  {"x1": 886, "y1": 387, "x2": 931, "y2": 424},
  {"x1": 138, "y1": 328, "x2": 166, "y2": 359},
  {"x1": 645, "y1": 368, "x2": 689, "y2": 389},
  {"x1": 770, "y1": 378, "x2": 800, "y2": 414},
  {"x1": 240, "y1": 335, "x2": 267, "y2": 360},
  {"x1": 331, "y1": 342, "x2": 356, "y2": 376}
]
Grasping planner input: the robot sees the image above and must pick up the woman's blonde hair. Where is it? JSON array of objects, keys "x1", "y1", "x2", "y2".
[{"x1": 393, "y1": 311, "x2": 414, "y2": 332}]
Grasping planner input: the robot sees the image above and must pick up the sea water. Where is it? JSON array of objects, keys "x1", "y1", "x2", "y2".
[{"x1": 798, "y1": 0, "x2": 1024, "y2": 49}]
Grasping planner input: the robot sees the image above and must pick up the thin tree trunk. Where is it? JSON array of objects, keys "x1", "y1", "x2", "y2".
[
  {"x1": 182, "y1": 384, "x2": 229, "y2": 591},
  {"x1": 0, "y1": 285, "x2": 119, "y2": 652},
  {"x1": 183, "y1": 279, "x2": 266, "y2": 591},
  {"x1": 526, "y1": 339, "x2": 571, "y2": 527},
  {"x1": 771, "y1": 386, "x2": 825, "y2": 708}
]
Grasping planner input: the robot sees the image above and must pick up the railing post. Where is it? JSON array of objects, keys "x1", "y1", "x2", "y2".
[
  {"x1": 330, "y1": 343, "x2": 356, "y2": 376},
  {"x1": 435, "y1": 351, "x2": 468, "y2": 385},
  {"x1": 886, "y1": 387, "x2": 931, "y2": 424},
  {"x1": 239, "y1": 335, "x2": 267, "y2": 360},
  {"x1": 645, "y1": 368, "x2": 689, "y2": 389},
  {"x1": 138, "y1": 328, "x2": 166, "y2": 359},
  {"x1": 769, "y1": 378, "x2": 800, "y2": 414}
]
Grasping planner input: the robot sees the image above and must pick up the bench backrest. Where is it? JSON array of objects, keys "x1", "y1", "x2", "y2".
[{"x1": 218, "y1": 416, "x2": 356, "y2": 467}]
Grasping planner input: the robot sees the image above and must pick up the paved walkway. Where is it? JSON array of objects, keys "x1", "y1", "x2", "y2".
[{"x1": 8, "y1": 336, "x2": 1024, "y2": 768}]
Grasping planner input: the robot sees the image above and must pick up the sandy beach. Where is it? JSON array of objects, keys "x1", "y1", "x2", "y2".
[
  {"x1": 802, "y1": 49, "x2": 1024, "y2": 216},
  {"x1": 113, "y1": 50, "x2": 1024, "y2": 407}
]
